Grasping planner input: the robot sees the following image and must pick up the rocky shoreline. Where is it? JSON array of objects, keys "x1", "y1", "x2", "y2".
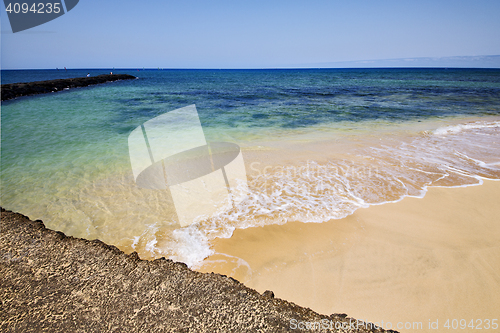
[
  {"x1": 1, "y1": 74, "x2": 137, "y2": 101},
  {"x1": 0, "y1": 208, "x2": 396, "y2": 332}
]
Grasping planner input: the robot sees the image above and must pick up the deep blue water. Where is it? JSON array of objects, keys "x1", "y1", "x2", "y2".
[{"x1": 3, "y1": 68, "x2": 500, "y2": 133}]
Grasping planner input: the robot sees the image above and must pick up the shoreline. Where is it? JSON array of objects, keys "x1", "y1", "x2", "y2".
[
  {"x1": 197, "y1": 179, "x2": 500, "y2": 332},
  {"x1": 1, "y1": 74, "x2": 137, "y2": 101}
]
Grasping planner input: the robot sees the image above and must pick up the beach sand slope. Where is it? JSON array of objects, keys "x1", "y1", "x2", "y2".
[{"x1": 200, "y1": 180, "x2": 500, "y2": 332}]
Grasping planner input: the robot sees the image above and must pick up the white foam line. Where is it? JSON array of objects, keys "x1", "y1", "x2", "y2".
[
  {"x1": 210, "y1": 252, "x2": 252, "y2": 275},
  {"x1": 179, "y1": 119, "x2": 500, "y2": 267},
  {"x1": 446, "y1": 165, "x2": 474, "y2": 176},
  {"x1": 131, "y1": 236, "x2": 140, "y2": 250},
  {"x1": 428, "y1": 174, "x2": 499, "y2": 189},
  {"x1": 454, "y1": 151, "x2": 488, "y2": 167},
  {"x1": 433, "y1": 121, "x2": 500, "y2": 136},
  {"x1": 406, "y1": 167, "x2": 444, "y2": 176}
]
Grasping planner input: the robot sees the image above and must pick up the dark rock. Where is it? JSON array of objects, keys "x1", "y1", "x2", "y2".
[
  {"x1": 1, "y1": 74, "x2": 137, "y2": 101},
  {"x1": 0, "y1": 207, "x2": 395, "y2": 332},
  {"x1": 262, "y1": 290, "x2": 275, "y2": 299}
]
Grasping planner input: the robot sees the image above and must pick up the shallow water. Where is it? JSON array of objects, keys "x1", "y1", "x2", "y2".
[{"x1": 1, "y1": 68, "x2": 500, "y2": 266}]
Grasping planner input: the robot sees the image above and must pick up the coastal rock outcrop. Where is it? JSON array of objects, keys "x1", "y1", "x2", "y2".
[
  {"x1": 1, "y1": 74, "x2": 137, "y2": 101},
  {"x1": 0, "y1": 208, "x2": 395, "y2": 332}
]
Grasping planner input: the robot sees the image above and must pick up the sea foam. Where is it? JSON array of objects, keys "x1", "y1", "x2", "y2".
[{"x1": 164, "y1": 119, "x2": 500, "y2": 266}]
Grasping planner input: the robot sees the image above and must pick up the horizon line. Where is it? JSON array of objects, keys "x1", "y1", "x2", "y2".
[
  {"x1": 3, "y1": 67, "x2": 500, "y2": 71},
  {"x1": 3, "y1": 55, "x2": 500, "y2": 71}
]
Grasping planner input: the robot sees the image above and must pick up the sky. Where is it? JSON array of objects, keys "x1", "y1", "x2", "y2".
[{"x1": 1, "y1": 0, "x2": 500, "y2": 69}]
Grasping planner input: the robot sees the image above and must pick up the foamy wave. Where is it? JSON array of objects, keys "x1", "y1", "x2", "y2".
[
  {"x1": 433, "y1": 121, "x2": 500, "y2": 136},
  {"x1": 103, "y1": 119, "x2": 500, "y2": 268},
  {"x1": 187, "y1": 119, "x2": 500, "y2": 267},
  {"x1": 128, "y1": 222, "x2": 213, "y2": 267},
  {"x1": 168, "y1": 226, "x2": 214, "y2": 267}
]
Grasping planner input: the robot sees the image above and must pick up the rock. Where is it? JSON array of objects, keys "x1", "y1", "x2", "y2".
[
  {"x1": 1, "y1": 74, "x2": 137, "y2": 101},
  {"x1": 0, "y1": 208, "x2": 395, "y2": 332},
  {"x1": 262, "y1": 290, "x2": 275, "y2": 299}
]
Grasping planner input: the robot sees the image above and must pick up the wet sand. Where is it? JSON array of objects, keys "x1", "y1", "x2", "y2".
[{"x1": 197, "y1": 180, "x2": 500, "y2": 332}]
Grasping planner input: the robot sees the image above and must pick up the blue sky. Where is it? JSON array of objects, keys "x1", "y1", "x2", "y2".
[{"x1": 1, "y1": 0, "x2": 500, "y2": 69}]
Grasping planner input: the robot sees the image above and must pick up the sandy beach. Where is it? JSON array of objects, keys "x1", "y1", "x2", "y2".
[{"x1": 198, "y1": 180, "x2": 500, "y2": 332}]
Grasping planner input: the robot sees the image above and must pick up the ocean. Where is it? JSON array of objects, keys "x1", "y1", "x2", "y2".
[{"x1": 2, "y1": 68, "x2": 500, "y2": 267}]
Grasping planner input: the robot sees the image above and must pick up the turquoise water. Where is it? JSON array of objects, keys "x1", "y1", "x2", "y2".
[{"x1": 2, "y1": 68, "x2": 500, "y2": 266}]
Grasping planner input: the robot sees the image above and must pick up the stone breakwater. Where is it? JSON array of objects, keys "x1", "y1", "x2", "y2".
[
  {"x1": 0, "y1": 208, "x2": 396, "y2": 333},
  {"x1": 1, "y1": 74, "x2": 137, "y2": 101}
]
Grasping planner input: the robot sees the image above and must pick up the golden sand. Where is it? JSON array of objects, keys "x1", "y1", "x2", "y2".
[{"x1": 197, "y1": 180, "x2": 500, "y2": 332}]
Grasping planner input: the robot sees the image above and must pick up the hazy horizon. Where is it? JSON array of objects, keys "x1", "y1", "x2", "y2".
[{"x1": 3, "y1": 55, "x2": 500, "y2": 71}]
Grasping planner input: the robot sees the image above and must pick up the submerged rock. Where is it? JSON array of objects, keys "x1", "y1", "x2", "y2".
[
  {"x1": 1, "y1": 74, "x2": 137, "y2": 101},
  {"x1": 0, "y1": 208, "x2": 395, "y2": 332}
]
